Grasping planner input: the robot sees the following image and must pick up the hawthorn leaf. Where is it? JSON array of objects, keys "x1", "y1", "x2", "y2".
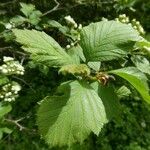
[
  {"x1": 0, "y1": 103, "x2": 12, "y2": 118},
  {"x1": 88, "y1": 62, "x2": 101, "y2": 71},
  {"x1": 37, "y1": 80, "x2": 107, "y2": 147},
  {"x1": 131, "y1": 55, "x2": 150, "y2": 75},
  {"x1": 13, "y1": 29, "x2": 75, "y2": 67},
  {"x1": 110, "y1": 67, "x2": 150, "y2": 103},
  {"x1": 0, "y1": 75, "x2": 9, "y2": 86},
  {"x1": 91, "y1": 82, "x2": 121, "y2": 120},
  {"x1": 80, "y1": 21, "x2": 140, "y2": 62},
  {"x1": 59, "y1": 64, "x2": 90, "y2": 76},
  {"x1": 116, "y1": 86, "x2": 131, "y2": 99}
]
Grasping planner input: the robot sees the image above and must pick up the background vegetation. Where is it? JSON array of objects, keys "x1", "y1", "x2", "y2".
[{"x1": 0, "y1": 0, "x2": 150, "y2": 149}]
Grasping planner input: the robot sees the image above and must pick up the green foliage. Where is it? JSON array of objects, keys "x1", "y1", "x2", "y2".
[
  {"x1": 37, "y1": 80, "x2": 107, "y2": 147},
  {"x1": 0, "y1": 0, "x2": 150, "y2": 149},
  {"x1": 80, "y1": 21, "x2": 140, "y2": 62},
  {"x1": 13, "y1": 29, "x2": 75, "y2": 67},
  {"x1": 110, "y1": 67, "x2": 150, "y2": 103}
]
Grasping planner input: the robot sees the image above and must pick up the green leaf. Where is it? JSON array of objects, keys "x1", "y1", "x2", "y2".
[
  {"x1": 10, "y1": 16, "x2": 27, "y2": 26},
  {"x1": 110, "y1": 67, "x2": 150, "y2": 103},
  {"x1": 136, "y1": 40, "x2": 150, "y2": 56},
  {"x1": 131, "y1": 55, "x2": 150, "y2": 75},
  {"x1": 80, "y1": 21, "x2": 140, "y2": 62},
  {"x1": 88, "y1": 61, "x2": 101, "y2": 71},
  {"x1": 0, "y1": 75, "x2": 9, "y2": 86},
  {"x1": 37, "y1": 80, "x2": 107, "y2": 147},
  {"x1": 116, "y1": 86, "x2": 131, "y2": 99},
  {"x1": 59, "y1": 64, "x2": 90, "y2": 76},
  {"x1": 13, "y1": 29, "x2": 75, "y2": 67},
  {"x1": 91, "y1": 82, "x2": 121, "y2": 120},
  {"x1": 0, "y1": 103, "x2": 12, "y2": 118},
  {"x1": 20, "y1": 3, "x2": 35, "y2": 17}
]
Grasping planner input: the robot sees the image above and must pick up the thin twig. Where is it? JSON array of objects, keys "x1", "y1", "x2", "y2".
[
  {"x1": 0, "y1": 46, "x2": 12, "y2": 52},
  {"x1": 0, "y1": 0, "x2": 18, "y2": 7},
  {"x1": 12, "y1": 76, "x2": 36, "y2": 92},
  {"x1": 42, "y1": 0, "x2": 60, "y2": 17},
  {"x1": 5, "y1": 117, "x2": 36, "y2": 133}
]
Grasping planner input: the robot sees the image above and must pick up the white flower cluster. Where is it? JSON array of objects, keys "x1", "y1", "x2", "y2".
[
  {"x1": 65, "y1": 16, "x2": 82, "y2": 49},
  {"x1": 0, "y1": 56, "x2": 24, "y2": 75},
  {"x1": 116, "y1": 14, "x2": 145, "y2": 35},
  {"x1": 131, "y1": 19, "x2": 145, "y2": 35},
  {"x1": 0, "y1": 82, "x2": 21, "y2": 102},
  {"x1": 65, "y1": 15, "x2": 78, "y2": 28}
]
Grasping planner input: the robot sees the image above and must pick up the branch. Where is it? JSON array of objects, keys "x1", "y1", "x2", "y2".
[
  {"x1": 0, "y1": 0, "x2": 18, "y2": 7},
  {"x1": 42, "y1": 0, "x2": 60, "y2": 17},
  {"x1": 4, "y1": 117, "x2": 36, "y2": 133}
]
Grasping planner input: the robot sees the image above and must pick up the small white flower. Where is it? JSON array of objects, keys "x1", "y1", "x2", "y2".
[
  {"x1": 2, "y1": 68, "x2": 8, "y2": 74},
  {"x1": 12, "y1": 84, "x2": 21, "y2": 92},
  {"x1": 5, "y1": 23, "x2": 12, "y2": 30},
  {"x1": 65, "y1": 15, "x2": 77, "y2": 26},
  {"x1": 66, "y1": 45, "x2": 71, "y2": 49},
  {"x1": 3, "y1": 56, "x2": 14, "y2": 62},
  {"x1": 0, "y1": 95, "x2": 4, "y2": 98},
  {"x1": 78, "y1": 24, "x2": 82, "y2": 30}
]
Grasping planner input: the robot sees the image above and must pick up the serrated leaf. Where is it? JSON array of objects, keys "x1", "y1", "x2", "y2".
[
  {"x1": 110, "y1": 67, "x2": 150, "y2": 103},
  {"x1": 0, "y1": 103, "x2": 12, "y2": 118},
  {"x1": 131, "y1": 55, "x2": 150, "y2": 75},
  {"x1": 80, "y1": 21, "x2": 140, "y2": 62},
  {"x1": 88, "y1": 61, "x2": 101, "y2": 71},
  {"x1": 91, "y1": 82, "x2": 121, "y2": 120},
  {"x1": 20, "y1": 2, "x2": 35, "y2": 17},
  {"x1": 37, "y1": 80, "x2": 107, "y2": 147},
  {"x1": 116, "y1": 86, "x2": 131, "y2": 99},
  {"x1": 67, "y1": 45, "x2": 86, "y2": 63},
  {"x1": 13, "y1": 29, "x2": 75, "y2": 67}
]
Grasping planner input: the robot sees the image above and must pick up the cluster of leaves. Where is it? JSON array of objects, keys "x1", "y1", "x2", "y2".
[{"x1": 0, "y1": 1, "x2": 150, "y2": 149}]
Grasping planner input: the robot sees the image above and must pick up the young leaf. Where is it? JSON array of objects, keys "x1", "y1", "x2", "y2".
[
  {"x1": 91, "y1": 82, "x2": 121, "y2": 120},
  {"x1": 131, "y1": 55, "x2": 150, "y2": 75},
  {"x1": 116, "y1": 86, "x2": 131, "y2": 99},
  {"x1": 37, "y1": 80, "x2": 107, "y2": 147},
  {"x1": 59, "y1": 64, "x2": 90, "y2": 76},
  {"x1": 109, "y1": 67, "x2": 150, "y2": 104},
  {"x1": 0, "y1": 103, "x2": 12, "y2": 118},
  {"x1": 88, "y1": 62, "x2": 101, "y2": 71},
  {"x1": 80, "y1": 21, "x2": 140, "y2": 62},
  {"x1": 13, "y1": 29, "x2": 75, "y2": 67},
  {"x1": 0, "y1": 75, "x2": 9, "y2": 86}
]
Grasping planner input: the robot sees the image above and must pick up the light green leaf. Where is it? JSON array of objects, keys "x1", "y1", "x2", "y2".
[
  {"x1": 0, "y1": 75, "x2": 9, "y2": 86},
  {"x1": 37, "y1": 80, "x2": 107, "y2": 147},
  {"x1": 88, "y1": 61, "x2": 101, "y2": 71},
  {"x1": 20, "y1": 3, "x2": 35, "y2": 17},
  {"x1": 80, "y1": 21, "x2": 140, "y2": 62},
  {"x1": 13, "y1": 29, "x2": 75, "y2": 67},
  {"x1": 91, "y1": 82, "x2": 121, "y2": 120},
  {"x1": 110, "y1": 67, "x2": 150, "y2": 103},
  {"x1": 131, "y1": 55, "x2": 150, "y2": 75},
  {"x1": 67, "y1": 45, "x2": 86, "y2": 63},
  {"x1": 59, "y1": 64, "x2": 90, "y2": 76},
  {"x1": 0, "y1": 103, "x2": 12, "y2": 118},
  {"x1": 116, "y1": 86, "x2": 131, "y2": 99}
]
